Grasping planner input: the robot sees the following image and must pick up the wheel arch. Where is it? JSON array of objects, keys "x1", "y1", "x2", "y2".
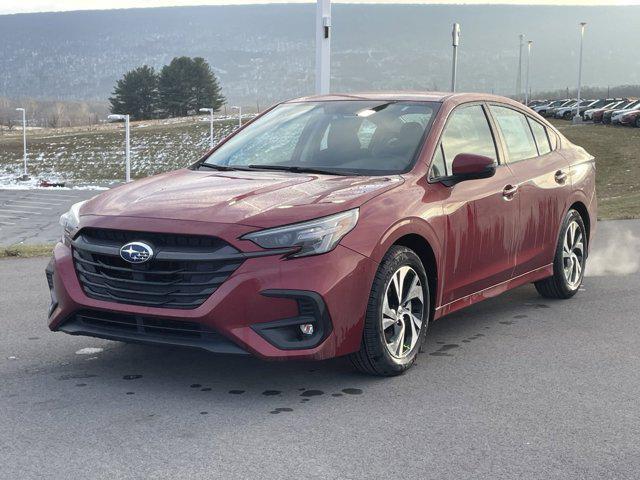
[
  {"x1": 392, "y1": 233, "x2": 438, "y2": 320},
  {"x1": 569, "y1": 200, "x2": 591, "y2": 250}
]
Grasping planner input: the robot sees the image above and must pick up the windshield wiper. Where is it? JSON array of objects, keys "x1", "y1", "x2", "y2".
[
  {"x1": 247, "y1": 165, "x2": 350, "y2": 176},
  {"x1": 198, "y1": 163, "x2": 252, "y2": 171}
]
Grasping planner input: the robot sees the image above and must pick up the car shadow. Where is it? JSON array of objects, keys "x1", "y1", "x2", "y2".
[{"x1": 50, "y1": 283, "x2": 558, "y2": 407}]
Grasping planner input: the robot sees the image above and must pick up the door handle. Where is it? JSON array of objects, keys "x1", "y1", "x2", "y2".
[
  {"x1": 555, "y1": 170, "x2": 568, "y2": 184},
  {"x1": 502, "y1": 184, "x2": 518, "y2": 200}
]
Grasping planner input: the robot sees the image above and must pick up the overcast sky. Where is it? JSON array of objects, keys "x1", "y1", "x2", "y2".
[{"x1": 1, "y1": 0, "x2": 638, "y2": 15}]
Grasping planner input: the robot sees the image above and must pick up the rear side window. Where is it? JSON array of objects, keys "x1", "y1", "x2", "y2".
[
  {"x1": 490, "y1": 105, "x2": 538, "y2": 163},
  {"x1": 528, "y1": 118, "x2": 551, "y2": 155},
  {"x1": 433, "y1": 104, "x2": 497, "y2": 177}
]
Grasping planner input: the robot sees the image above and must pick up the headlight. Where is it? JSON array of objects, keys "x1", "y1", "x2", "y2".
[
  {"x1": 242, "y1": 208, "x2": 359, "y2": 258},
  {"x1": 59, "y1": 200, "x2": 87, "y2": 243}
]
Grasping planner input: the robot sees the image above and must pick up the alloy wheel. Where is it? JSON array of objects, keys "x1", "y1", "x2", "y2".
[
  {"x1": 381, "y1": 266, "x2": 425, "y2": 359},
  {"x1": 563, "y1": 220, "x2": 585, "y2": 289}
]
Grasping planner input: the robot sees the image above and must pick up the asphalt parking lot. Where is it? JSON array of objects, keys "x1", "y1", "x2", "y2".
[
  {"x1": 1, "y1": 220, "x2": 639, "y2": 479},
  {"x1": 0, "y1": 188, "x2": 100, "y2": 245}
]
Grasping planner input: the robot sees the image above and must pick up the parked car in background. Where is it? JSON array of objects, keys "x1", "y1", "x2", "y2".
[
  {"x1": 555, "y1": 100, "x2": 593, "y2": 120},
  {"x1": 577, "y1": 98, "x2": 623, "y2": 119},
  {"x1": 593, "y1": 100, "x2": 632, "y2": 123},
  {"x1": 533, "y1": 99, "x2": 569, "y2": 117},
  {"x1": 546, "y1": 99, "x2": 576, "y2": 118},
  {"x1": 584, "y1": 99, "x2": 627, "y2": 121},
  {"x1": 527, "y1": 100, "x2": 547, "y2": 108},
  {"x1": 603, "y1": 99, "x2": 640, "y2": 124},
  {"x1": 46, "y1": 92, "x2": 596, "y2": 376},
  {"x1": 619, "y1": 109, "x2": 640, "y2": 127}
]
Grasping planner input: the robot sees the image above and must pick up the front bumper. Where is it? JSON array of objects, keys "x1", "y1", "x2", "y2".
[{"x1": 47, "y1": 219, "x2": 378, "y2": 361}]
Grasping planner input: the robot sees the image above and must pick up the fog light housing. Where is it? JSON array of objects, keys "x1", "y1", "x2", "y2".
[{"x1": 252, "y1": 290, "x2": 332, "y2": 350}]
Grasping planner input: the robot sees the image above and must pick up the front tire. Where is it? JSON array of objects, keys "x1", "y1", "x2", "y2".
[
  {"x1": 535, "y1": 209, "x2": 587, "y2": 299},
  {"x1": 350, "y1": 246, "x2": 430, "y2": 376}
]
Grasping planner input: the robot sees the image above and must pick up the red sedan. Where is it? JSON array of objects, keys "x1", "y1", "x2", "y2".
[
  {"x1": 47, "y1": 92, "x2": 596, "y2": 376},
  {"x1": 620, "y1": 109, "x2": 640, "y2": 127}
]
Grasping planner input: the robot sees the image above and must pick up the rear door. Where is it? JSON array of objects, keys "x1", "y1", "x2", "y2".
[
  {"x1": 430, "y1": 103, "x2": 519, "y2": 305},
  {"x1": 488, "y1": 104, "x2": 571, "y2": 276}
]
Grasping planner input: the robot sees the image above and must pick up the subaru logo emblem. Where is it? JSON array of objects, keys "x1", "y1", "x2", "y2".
[{"x1": 120, "y1": 241, "x2": 154, "y2": 264}]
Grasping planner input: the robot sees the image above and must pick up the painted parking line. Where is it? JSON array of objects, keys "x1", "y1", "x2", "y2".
[
  {"x1": 28, "y1": 192, "x2": 79, "y2": 196},
  {"x1": 0, "y1": 209, "x2": 42, "y2": 215},
  {"x1": 7, "y1": 201, "x2": 62, "y2": 206},
  {"x1": 6, "y1": 202, "x2": 53, "y2": 207},
  {"x1": 6, "y1": 204, "x2": 53, "y2": 210},
  {"x1": 0, "y1": 203, "x2": 48, "y2": 211},
  {"x1": 27, "y1": 195, "x2": 78, "y2": 201}
]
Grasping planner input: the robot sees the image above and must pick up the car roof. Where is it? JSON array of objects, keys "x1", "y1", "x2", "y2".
[{"x1": 286, "y1": 91, "x2": 523, "y2": 105}]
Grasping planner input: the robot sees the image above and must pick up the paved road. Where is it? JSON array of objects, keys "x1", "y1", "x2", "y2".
[
  {"x1": 0, "y1": 189, "x2": 100, "y2": 245},
  {"x1": 1, "y1": 221, "x2": 639, "y2": 479}
]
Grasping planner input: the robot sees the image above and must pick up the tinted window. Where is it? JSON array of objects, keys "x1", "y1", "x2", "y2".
[
  {"x1": 435, "y1": 104, "x2": 497, "y2": 177},
  {"x1": 528, "y1": 118, "x2": 551, "y2": 155},
  {"x1": 491, "y1": 106, "x2": 538, "y2": 163},
  {"x1": 204, "y1": 101, "x2": 438, "y2": 175}
]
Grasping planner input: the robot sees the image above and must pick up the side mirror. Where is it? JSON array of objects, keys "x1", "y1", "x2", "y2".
[{"x1": 441, "y1": 153, "x2": 496, "y2": 186}]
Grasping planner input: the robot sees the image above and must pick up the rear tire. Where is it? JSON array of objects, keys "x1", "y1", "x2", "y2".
[
  {"x1": 635, "y1": 117, "x2": 640, "y2": 128},
  {"x1": 350, "y1": 246, "x2": 430, "y2": 377},
  {"x1": 534, "y1": 209, "x2": 587, "y2": 299}
]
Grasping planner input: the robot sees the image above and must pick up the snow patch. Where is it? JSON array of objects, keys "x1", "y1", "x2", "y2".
[{"x1": 75, "y1": 347, "x2": 104, "y2": 355}]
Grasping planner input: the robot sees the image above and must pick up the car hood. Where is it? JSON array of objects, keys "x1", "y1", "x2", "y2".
[{"x1": 80, "y1": 168, "x2": 404, "y2": 228}]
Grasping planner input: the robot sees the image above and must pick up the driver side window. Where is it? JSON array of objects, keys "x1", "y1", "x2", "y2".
[{"x1": 430, "y1": 104, "x2": 497, "y2": 179}]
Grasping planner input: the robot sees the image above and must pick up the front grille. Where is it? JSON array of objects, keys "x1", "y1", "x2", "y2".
[
  {"x1": 59, "y1": 309, "x2": 248, "y2": 355},
  {"x1": 72, "y1": 228, "x2": 245, "y2": 309},
  {"x1": 77, "y1": 310, "x2": 212, "y2": 339}
]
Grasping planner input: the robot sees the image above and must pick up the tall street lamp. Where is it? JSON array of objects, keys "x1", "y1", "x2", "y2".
[
  {"x1": 525, "y1": 40, "x2": 533, "y2": 105},
  {"x1": 199, "y1": 108, "x2": 215, "y2": 149},
  {"x1": 16, "y1": 108, "x2": 28, "y2": 180},
  {"x1": 315, "y1": 0, "x2": 331, "y2": 95},
  {"x1": 231, "y1": 106, "x2": 242, "y2": 129},
  {"x1": 573, "y1": 22, "x2": 587, "y2": 124},
  {"x1": 516, "y1": 34, "x2": 525, "y2": 101},
  {"x1": 451, "y1": 23, "x2": 460, "y2": 92},
  {"x1": 107, "y1": 114, "x2": 131, "y2": 182}
]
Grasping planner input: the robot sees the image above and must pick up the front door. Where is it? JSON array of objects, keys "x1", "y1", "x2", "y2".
[{"x1": 430, "y1": 104, "x2": 520, "y2": 306}]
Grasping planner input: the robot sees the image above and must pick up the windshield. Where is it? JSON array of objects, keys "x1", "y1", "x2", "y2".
[
  {"x1": 201, "y1": 100, "x2": 439, "y2": 175},
  {"x1": 624, "y1": 100, "x2": 640, "y2": 110}
]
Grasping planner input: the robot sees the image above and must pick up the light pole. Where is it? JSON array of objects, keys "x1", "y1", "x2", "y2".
[
  {"x1": 516, "y1": 34, "x2": 525, "y2": 101},
  {"x1": 525, "y1": 40, "x2": 533, "y2": 105},
  {"x1": 573, "y1": 22, "x2": 587, "y2": 124},
  {"x1": 451, "y1": 23, "x2": 460, "y2": 92},
  {"x1": 107, "y1": 114, "x2": 131, "y2": 182},
  {"x1": 199, "y1": 108, "x2": 215, "y2": 148},
  {"x1": 231, "y1": 106, "x2": 242, "y2": 129},
  {"x1": 315, "y1": 0, "x2": 331, "y2": 95},
  {"x1": 16, "y1": 108, "x2": 28, "y2": 180}
]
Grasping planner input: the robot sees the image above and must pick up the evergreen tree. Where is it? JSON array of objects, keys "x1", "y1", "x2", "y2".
[
  {"x1": 158, "y1": 56, "x2": 225, "y2": 117},
  {"x1": 109, "y1": 65, "x2": 159, "y2": 120}
]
